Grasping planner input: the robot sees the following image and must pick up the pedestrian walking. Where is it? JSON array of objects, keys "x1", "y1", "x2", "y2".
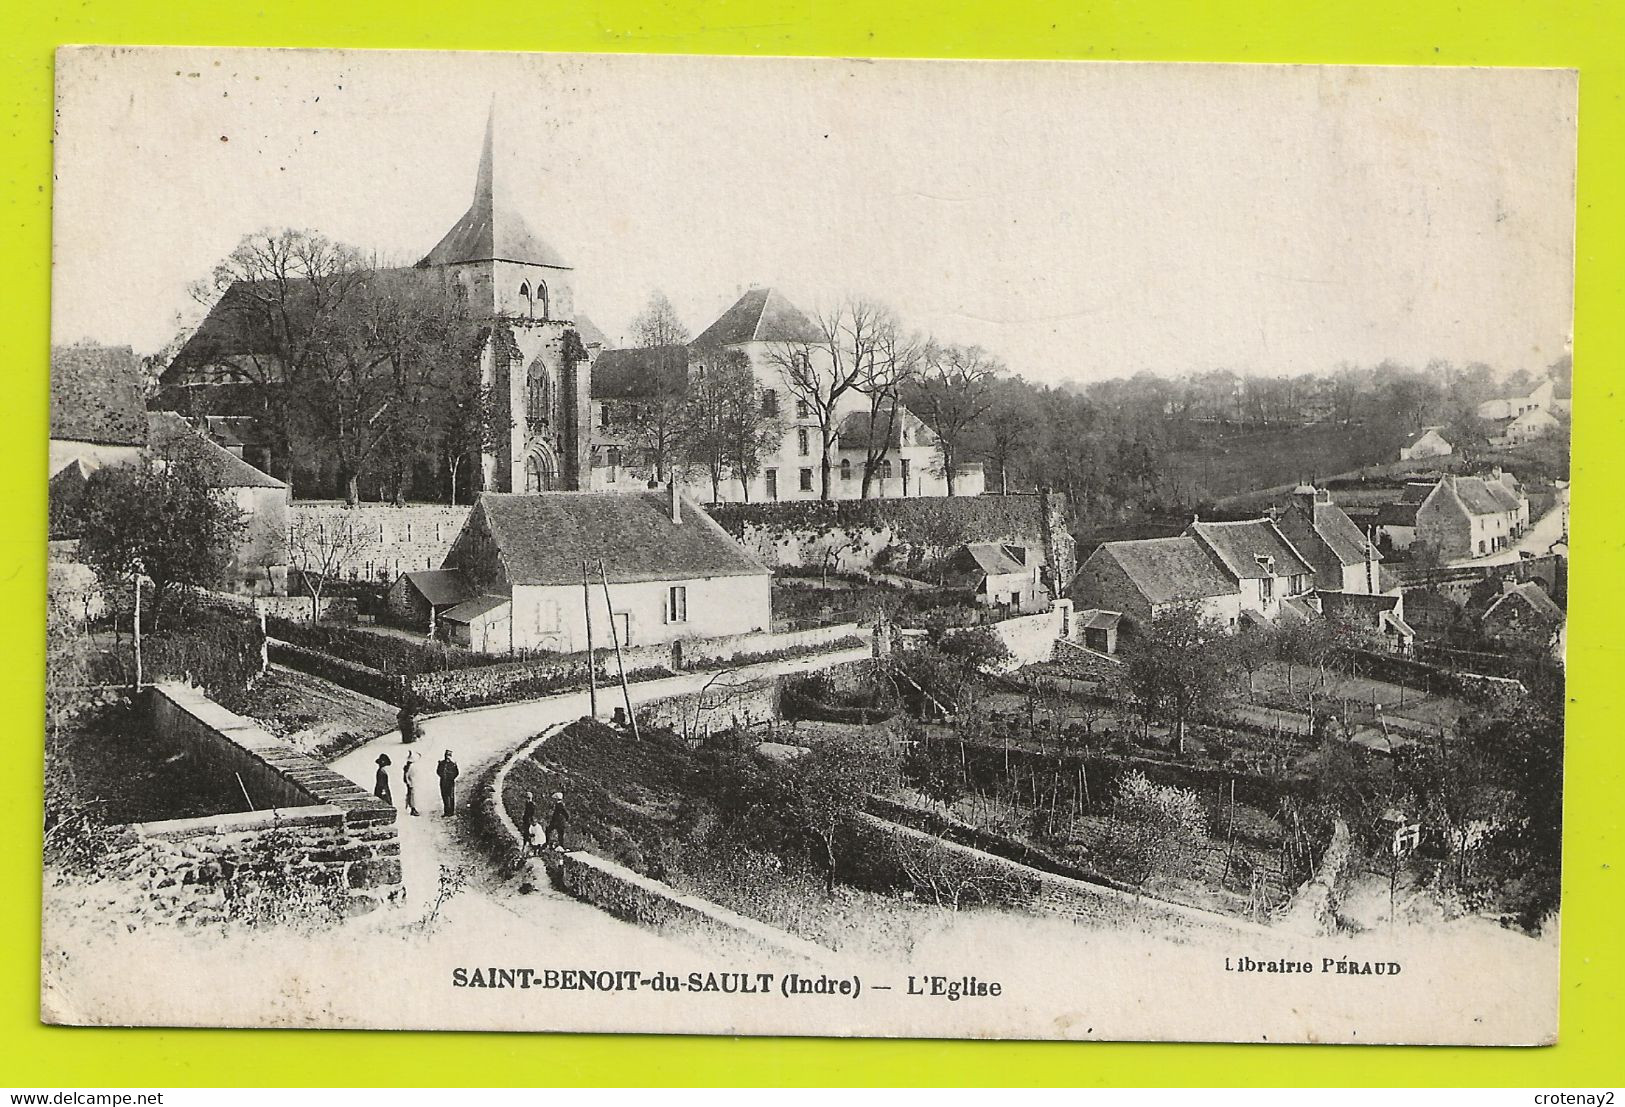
[
  {"x1": 398, "y1": 704, "x2": 418, "y2": 745},
  {"x1": 373, "y1": 754, "x2": 393, "y2": 805},
  {"x1": 546, "y1": 791, "x2": 571, "y2": 851},
  {"x1": 437, "y1": 750, "x2": 460, "y2": 816},
  {"x1": 520, "y1": 791, "x2": 537, "y2": 843},
  {"x1": 402, "y1": 750, "x2": 421, "y2": 816}
]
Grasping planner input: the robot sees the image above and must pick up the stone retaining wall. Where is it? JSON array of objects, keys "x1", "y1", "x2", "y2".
[
  {"x1": 677, "y1": 622, "x2": 868, "y2": 669},
  {"x1": 136, "y1": 683, "x2": 404, "y2": 920}
]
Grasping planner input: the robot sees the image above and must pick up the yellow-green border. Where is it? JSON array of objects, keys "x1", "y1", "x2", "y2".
[{"x1": 4, "y1": 0, "x2": 1621, "y2": 1088}]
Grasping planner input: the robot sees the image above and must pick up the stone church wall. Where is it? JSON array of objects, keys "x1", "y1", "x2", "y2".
[{"x1": 289, "y1": 502, "x2": 471, "y2": 585}]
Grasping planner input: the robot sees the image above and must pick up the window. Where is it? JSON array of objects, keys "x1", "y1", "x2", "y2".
[
  {"x1": 881, "y1": 459, "x2": 894, "y2": 480},
  {"x1": 605, "y1": 446, "x2": 620, "y2": 483},
  {"x1": 840, "y1": 458, "x2": 852, "y2": 480},
  {"x1": 518, "y1": 281, "x2": 532, "y2": 317},
  {"x1": 765, "y1": 468, "x2": 778, "y2": 500},
  {"x1": 900, "y1": 458, "x2": 910, "y2": 491},
  {"x1": 799, "y1": 468, "x2": 814, "y2": 492},
  {"x1": 527, "y1": 364, "x2": 550, "y2": 422},
  {"x1": 796, "y1": 398, "x2": 810, "y2": 419},
  {"x1": 797, "y1": 427, "x2": 810, "y2": 455},
  {"x1": 762, "y1": 389, "x2": 779, "y2": 416},
  {"x1": 667, "y1": 585, "x2": 688, "y2": 623},
  {"x1": 534, "y1": 279, "x2": 550, "y2": 320}
]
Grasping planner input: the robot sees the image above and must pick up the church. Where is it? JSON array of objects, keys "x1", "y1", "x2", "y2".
[{"x1": 162, "y1": 105, "x2": 603, "y2": 496}]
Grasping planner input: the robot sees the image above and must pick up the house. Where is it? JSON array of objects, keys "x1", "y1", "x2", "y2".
[
  {"x1": 1490, "y1": 406, "x2": 1560, "y2": 447},
  {"x1": 1476, "y1": 578, "x2": 1564, "y2": 649},
  {"x1": 387, "y1": 569, "x2": 475, "y2": 634},
  {"x1": 1185, "y1": 518, "x2": 1316, "y2": 621},
  {"x1": 49, "y1": 344, "x2": 149, "y2": 478},
  {"x1": 1413, "y1": 474, "x2": 1528, "y2": 559},
  {"x1": 439, "y1": 483, "x2": 772, "y2": 654},
  {"x1": 1399, "y1": 426, "x2": 1453, "y2": 461},
  {"x1": 147, "y1": 412, "x2": 291, "y2": 594},
  {"x1": 588, "y1": 287, "x2": 985, "y2": 501},
  {"x1": 1069, "y1": 536, "x2": 1241, "y2": 630},
  {"x1": 1476, "y1": 378, "x2": 1554, "y2": 422},
  {"x1": 1317, "y1": 589, "x2": 1416, "y2": 655},
  {"x1": 943, "y1": 542, "x2": 1045, "y2": 611},
  {"x1": 1275, "y1": 485, "x2": 1385, "y2": 594}
]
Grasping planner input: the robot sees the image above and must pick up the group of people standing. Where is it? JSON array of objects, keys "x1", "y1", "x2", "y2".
[
  {"x1": 520, "y1": 791, "x2": 572, "y2": 854},
  {"x1": 373, "y1": 749, "x2": 460, "y2": 817}
]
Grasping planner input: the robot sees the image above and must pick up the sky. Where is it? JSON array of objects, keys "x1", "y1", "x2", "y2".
[{"x1": 52, "y1": 49, "x2": 1577, "y2": 386}]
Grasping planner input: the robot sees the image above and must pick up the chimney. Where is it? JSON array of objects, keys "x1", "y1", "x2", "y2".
[{"x1": 668, "y1": 479, "x2": 682, "y2": 524}]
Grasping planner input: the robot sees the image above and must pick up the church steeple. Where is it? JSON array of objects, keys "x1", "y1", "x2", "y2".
[{"x1": 418, "y1": 101, "x2": 571, "y2": 272}]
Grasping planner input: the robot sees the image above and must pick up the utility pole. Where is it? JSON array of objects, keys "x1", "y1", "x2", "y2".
[
  {"x1": 582, "y1": 559, "x2": 598, "y2": 719},
  {"x1": 597, "y1": 560, "x2": 640, "y2": 741},
  {"x1": 131, "y1": 574, "x2": 143, "y2": 693}
]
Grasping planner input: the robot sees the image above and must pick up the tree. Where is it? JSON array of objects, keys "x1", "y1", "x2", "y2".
[
  {"x1": 682, "y1": 347, "x2": 779, "y2": 501},
  {"x1": 1102, "y1": 770, "x2": 1206, "y2": 894},
  {"x1": 1115, "y1": 605, "x2": 1237, "y2": 755},
  {"x1": 287, "y1": 511, "x2": 366, "y2": 623},
  {"x1": 77, "y1": 449, "x2": 247, "y2": 633},
  {"x1": 765, "y1": 299, "x2": 883, "y2": 500},
  {"x1": 778, "y1": 740, "x2": 894, "y2": 893},
  {"x1": 189, "y1": 228, "x2": 371, "y2": 486},
  {"x1": 851, "y1": 311, "x2": 922, "y2": 498},
  {"x1": 981, "y1": 377, "x2": 1041, "y2": 494},
  {"x1": 629, "y1": 290, "x2": 690, "y2": 350},
  {"x1": 439, "y1": 370, "x2": 501, "y2": 505},
  {"x1": 907, "y1": 344, "x2": 1001, "y2": 495},
  {"x1": 885, "y1": 831, "x2": 1023, "y2": 910}
]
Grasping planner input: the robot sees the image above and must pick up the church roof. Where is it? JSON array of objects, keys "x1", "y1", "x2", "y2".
[
  {"x1": 419, "y1": 107, "x2": 570, "y2": 271},
  {"x1": 692, "y1": 288, "x2": 819, "y2": 348},
  {"x1": 591, "y1": 345, "x2": 691, "y2": 400}
]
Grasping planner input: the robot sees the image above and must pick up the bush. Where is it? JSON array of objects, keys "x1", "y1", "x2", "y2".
[{"x1": 267, "y1": 617, "x2": 557, "y2": 675}]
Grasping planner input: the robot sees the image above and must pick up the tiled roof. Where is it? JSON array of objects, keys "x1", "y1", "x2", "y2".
[
  {"x1": 50, "y1": 344, "x2": 148, "y2": 446},
  {"x1": 146, "y1": 412, "x2": 286, "y2": 489},
  {"x1": 692, "y1": 288, "x2": 819, "y2": 348},
  {"x1": 419, "y1": 109, "x2": 569, "y2": 270},
  {"x1": 1284, "y1": 492, "x2": 1375, "y2": 567},
  {"x1": 1399, "y1": 481, "x2": 1436, "y2": 504},
  {"x1": 478, "y1": 490, "x2": 768, "y2": 586},
  {"x1": 1376, "y1": 502, "x2": 1419, "y2": 527},
  {"x1": 575, "y1": 314, "x2": 608, "y2": 348},
  {"x1": 1484, "y1": 582, "x2": 1563, "y2": 624},
  {"x1": 590, "y1": 345, "x2": 690, "y2": 400},
  {"x1": 961, "y1": 542, "x2": 1026, "y2": 578},
  {"x1": 1448, "y1": 476, "x2": 1511, "y2": 516},
  {"x1": 1079, "y1": 609, "x2": 1122, "y2": 631},
  {"x1": 1187, "y1": 519, "x2": 1315, "y2": 580},
  {"x1": 1088, "y1": 536, "x2": 1236, "y2": 606},
  {"x1": 401, "y1": 569, "x2": 474, "y2": 607}
]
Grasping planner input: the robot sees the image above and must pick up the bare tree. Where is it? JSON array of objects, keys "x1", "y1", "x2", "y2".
[
  {"x1": 885, "y1": 832, "x2": 1026, "y2": 911},
  {"x1": 852, "y1": 311, "x2": 922, "y2": 498},
  {"x1": 188, "y1": 228, "x2": 371, "y2": 485},
  {"x1": 287, "y1": 511, "x2": 366, "y2": 623},
  {"x1": 908, "y1": 343, "x2": 1001, "y2": 495},
  {"x1": 629, "y1": 290, "x2": 690, "y2": 349},
  {"x1": 764, "y1": 299, "x2": 884, "y2": 500}
]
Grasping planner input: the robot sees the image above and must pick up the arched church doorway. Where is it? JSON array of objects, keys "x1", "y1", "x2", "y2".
[{"x1": 523, "y1": 444, "x2": 559, "y2": 493}]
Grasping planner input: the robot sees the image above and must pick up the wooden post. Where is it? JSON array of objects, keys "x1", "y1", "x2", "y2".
[
  {"x1": 132, "y1": 575, "x2": 143, "y2": 693},
  {"x1": 582, "y1": 559, "x2": 598, "y2": 719},
  {"x1": 598, "y1": 560, "x2": 639, "y2": 741}
]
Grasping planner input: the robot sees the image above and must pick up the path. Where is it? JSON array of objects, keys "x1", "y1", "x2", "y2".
[{"x1": 327, "y1": 646, "x2": 871, "y2": 949}]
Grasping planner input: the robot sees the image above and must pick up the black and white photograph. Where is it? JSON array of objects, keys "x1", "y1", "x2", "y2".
[{"x1": 42, "y1": 47, "x2": 1574, "y2": 1043}]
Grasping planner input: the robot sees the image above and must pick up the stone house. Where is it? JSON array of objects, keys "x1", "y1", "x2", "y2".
[
  {"x1": 386, "y1": 568, "x2": 474, "y2": 633},
  {"x1": 943, "y1": 542, "x2": 1046, "y2": 611},
  {"x1": 1069, "y1": 535, "x2": 1242, "y2": 630},
  {"x1": 1317, "y1": 589, "x2": 1416, "y2": 655},
  {"x1": 1476, "y1": 378, "x2": 1554, "y2": 422},
  {"x1": 440, "y1": 484, "x2": 772, "y2": 654},
  {"x1": 147, "y1": 412, "x2": 290, "y2": 595},
  {"x1": 1184, "y1": 518, "x2": 1316, "y2": 621},
  {"x1": 1490, "y1": 406, "x2": 1560, "y2": 447},
  {"x1": 1413, "y1": 474, "x2": 1527, "y2": 559},
  {"x1": 1476, "y1": 578, "x2": 1563, "y2": 649},
  {"x1": 1274, "y1": 485, "x2": 1385, "y2": 594}
]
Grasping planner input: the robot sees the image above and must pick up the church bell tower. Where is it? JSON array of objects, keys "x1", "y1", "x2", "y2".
[{"x1": 417, "y1": 103, "x2": 592, "y2": 493}]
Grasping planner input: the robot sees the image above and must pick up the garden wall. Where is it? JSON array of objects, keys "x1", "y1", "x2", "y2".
[
  {"x1": 847, "y1": 813, "x2": 1272, "y2": 940},
  {"x1": 131, "y1": 683, "x2": 404, "y2": 921},
  {"x1": 551, "y1": 851, "x2": 827, "y2": 963},
  {"x1": 637, "y1": 677, "x2": 781, "y2": 738},
  {"x1": 677, "y1": 622, "x2": 869, "y2": 669},
  {"x1": 709, "y1": 491, "x2": 1077, "y2": 594},
  {"x1": 403, "y1": 643, "x2": 677, "y2": 712}
]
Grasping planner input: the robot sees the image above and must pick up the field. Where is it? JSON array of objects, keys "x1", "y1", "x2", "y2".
[
  {"x1": 1166, "y1": 422, "x2": 1406, "y2": 505},
  {"x1": 232, "y1": 666, "x2": 398, "y2": 762}
]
